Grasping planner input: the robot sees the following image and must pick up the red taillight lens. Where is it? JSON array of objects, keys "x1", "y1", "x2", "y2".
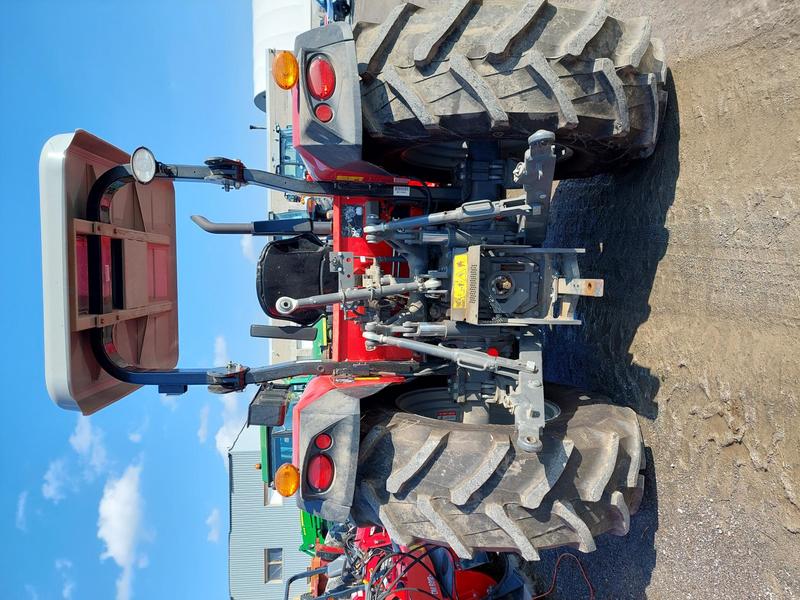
[
  {"x1": 314, "y1": 433, "x2": 332, "y2": 450},
  {"x1": 307, "y1": 55, "x2": 336, "y2": 100},
  {"x1": 307, "y1": 454, "x2": 334, "y2": 492},
  {"x1": 314, "y1": 103, "x2": 333, "y2": 122}
]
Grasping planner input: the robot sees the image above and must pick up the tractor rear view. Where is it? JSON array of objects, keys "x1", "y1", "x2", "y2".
[{"x1": 38, "y1": 0, "x2": 666, "y2": 569}]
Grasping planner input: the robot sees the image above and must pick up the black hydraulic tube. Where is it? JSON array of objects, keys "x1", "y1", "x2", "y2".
[
  {"x1": 90, "y1": 327, "x2": 211, "y2": 386},
  {"x1": 310, "y1": 585, "x2": 365, "y2": 600},
  {"x1": 284, "y1": 567, "x2": 327, "y2": 600},
  {"x1": 252, "y1": 218, "x2": 331, "y2": 236}
]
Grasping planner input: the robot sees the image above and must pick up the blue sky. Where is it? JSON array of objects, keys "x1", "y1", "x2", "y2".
[{"x1": 1, "y1": 2, "x2": 275, "y2": 598}]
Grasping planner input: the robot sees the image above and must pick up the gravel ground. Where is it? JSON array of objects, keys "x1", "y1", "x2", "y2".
[
  {"x1": 355, "y1": 1, "x2": 800, "y2": 597},
  {"x1": 540, "y1": 1, "x2": 800, "y2": 598}
]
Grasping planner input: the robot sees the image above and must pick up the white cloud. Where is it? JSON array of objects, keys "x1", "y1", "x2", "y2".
[
  {"x1": 55, "y1": 559, "x2": 75, "y2": 600},
  {"x1": 214, "y1": 393, "x2": 246, "y2": 463},
  {"x1": 240, "y1": 234, "x2": 257, "y2": 264},
  {"x1": 42, "y1": 459, "x2": 69, "y2": 503},
  {"x1": 211, "y1": 335, "x2": 245, "y2": 464},
  {"x1": 213, "y1": 335, "x2": 228, "y2": 366},
  {"x1": 69, "y1": 416, "x2": 108, "y2": 479},
  {"x1": 159, "y1": 394, "x2": 178, "y2": 411},
  {"x1": 16, "y1": 490, "x2": 28, "y2": 531},
  {"x1": 128, "y1": 416, "x2": 149, "y2": 444},
  {"x1": 24, "y1": 584, "x2": 39, "y2": 600},
  {"x1": 42, "y1": 418, "x2": 110, "y2": 505},
  {"x1": 205, "y1": 507, "x2": 221, "y2": 543},
  {"x1": 98, "y1": 464, "x2": 145, "y2": 600},
  {"x1": 62, "y1": 580, "x2": 75, "y2": 600},
  {"x1": 197, "y1": 404, "x2": 210, "y2": 444}
]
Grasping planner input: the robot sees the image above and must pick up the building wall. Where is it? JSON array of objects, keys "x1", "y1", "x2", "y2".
[
  {"x1": 230, "y1": 6, "x2": 325, "y2": 598},
  {"x1": 265, "y1": 23, "x2": 314, "y2": 366},
  {"x1": 229, "y1": 436, "x2": 310, "y2": 600}
]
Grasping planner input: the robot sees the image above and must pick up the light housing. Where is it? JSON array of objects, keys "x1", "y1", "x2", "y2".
[
  {"x1": 272, "y1": 51, "x2": 299, "y2": 90},
  {"x1": 307, "y1": 454, "x2": 334, "y2": 492},
  {"x1": 130, "y1": 146, "x2": 157, "y2": 184},
  {"x1": 307, "y1": 55, "x2": 336, "y2": 100},
  {"x1": 274, "y1": 462, "x2": 300, "y2": 497}
]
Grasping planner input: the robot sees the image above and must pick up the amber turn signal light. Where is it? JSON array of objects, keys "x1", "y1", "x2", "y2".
[
  {"x1": 274, "y1": 463, "x2": 300, "y2": 497},
  {"x1": 272, "y1": 51, "x2": 299, "y2": 90}
]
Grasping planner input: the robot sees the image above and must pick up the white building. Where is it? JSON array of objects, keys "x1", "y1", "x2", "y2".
[
  {"x1": 228, "y1": 424, "x2": 308, "y2": 600},
  {"x1": 227, "y1": 4, "x2": 324, "y2": 599}
]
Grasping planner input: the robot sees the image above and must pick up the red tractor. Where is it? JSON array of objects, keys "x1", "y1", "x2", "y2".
[{"x1": 40, "y1": 1, "x2": 666, "y2": 564}]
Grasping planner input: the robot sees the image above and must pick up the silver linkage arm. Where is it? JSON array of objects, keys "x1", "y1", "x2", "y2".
[
  {"x1": 363, "y1": 197, "x2": 537, "y2": 239},
  {"x1": 361, "y1": 331, "x2": 535, "y2": 379},
  {"x1": 275, "y1": 278, "x2": 441, "y2": 316},
  {"x1": 362, "y1": 330, "x2": 547, "y2": 453}
]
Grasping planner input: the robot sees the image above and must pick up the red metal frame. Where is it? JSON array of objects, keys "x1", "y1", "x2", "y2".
[
  {"x1": 332, "y1": 195, "x2": 413, "y2": 363},
  {"x1": 308, "y1": 526, "x2": 498, "y2": 600},
  {"x1": 292, "y1": 375, "x2": 404, "y2": 464},
  {"x1": 355, "y1": 527, "x2": 444, "y2": 600}
]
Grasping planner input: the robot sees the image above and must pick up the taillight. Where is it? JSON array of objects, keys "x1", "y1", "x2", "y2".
[
  {"x1": 314, "y1": 433, "x2": 332, "y2": 450},
  {"x1": 314, "y1": 104, "x2": 333, "y2": 122},
  {"x1": 307, "y1": 454, "x2": 334, "y2": 492},
  {"x1": 307, "y1": 55, "x2": 336, "y2": 100}
]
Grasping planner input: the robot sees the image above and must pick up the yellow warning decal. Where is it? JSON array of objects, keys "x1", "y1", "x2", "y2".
[
  {"x1": 335, "y1": 175, "x2": 364, "y2": 182},
  {"x1": 451, "y1": 253, "x2": 468, "y2": 310}
]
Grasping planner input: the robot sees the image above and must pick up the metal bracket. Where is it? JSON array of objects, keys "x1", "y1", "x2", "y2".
[
  {"x1": 510, "y1": 330, "x2": 545, "y2": 452},
  {"x1": 363, "y1": 329, "x2": 548, "y2": 453},
  {"x1": 513, "y1": 130, "x2": 557, "y2": 245},
  {"x1": 329, "y1": 251, "x2": 355, "y2": 290},
  {"x1": 248, "y1": 383, "x2": 291, "y2": 426},
  {"x1": 249, "y1": 324, "x2": 318, "y2": 341},
  {"x1": 557, "y1": 277, "x2": 604, "y2": 297}
]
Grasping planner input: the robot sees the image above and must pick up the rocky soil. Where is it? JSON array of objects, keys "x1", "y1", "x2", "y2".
[{"x1": 540, "y1": 1, "x2": 800, "y2": 597}]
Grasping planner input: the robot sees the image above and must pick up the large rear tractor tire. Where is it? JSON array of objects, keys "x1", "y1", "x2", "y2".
[
  {"x1": 351, "y1": 384, "x2": 645, "y2": 560},
  {"x1": 354, "y1": 0, "x2": 667, "y2": 180}
]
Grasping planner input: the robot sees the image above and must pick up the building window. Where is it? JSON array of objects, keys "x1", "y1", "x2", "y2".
[{"x1": 264, "y1": 548, "x2": 283, "y2": 583}]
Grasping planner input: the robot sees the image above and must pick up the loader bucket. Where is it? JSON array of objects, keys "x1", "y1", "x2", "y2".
[{"x1": 40, "y1": 130, "x2": 178, "y2": 414}]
